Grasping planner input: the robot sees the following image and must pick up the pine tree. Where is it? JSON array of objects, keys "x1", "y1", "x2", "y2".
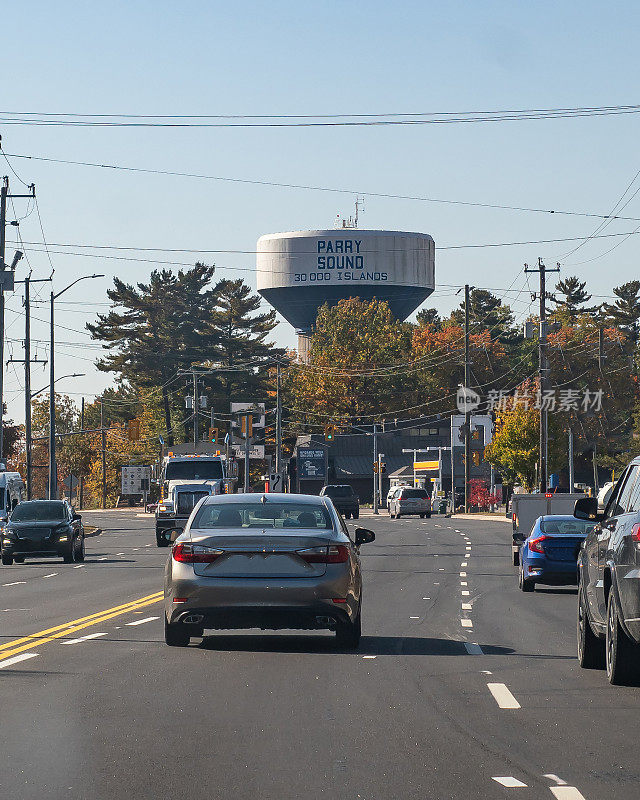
[
  {"x1": 553, "y1": 276, "x2": 596, "y2": 321},
  {"x1": 603, "y1": 280, "x2": 640, "y2": 344},
  {"x1": 451, "y1": 288, "x2": 518, "y2": 344},
  {"x1": 86, "y1": 264, "x2": 217, "y2": 444}
]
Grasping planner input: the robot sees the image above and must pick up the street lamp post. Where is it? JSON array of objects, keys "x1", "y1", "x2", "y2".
[{"x1": 49, "y1": 275, "x2": 104, "y2": 499}]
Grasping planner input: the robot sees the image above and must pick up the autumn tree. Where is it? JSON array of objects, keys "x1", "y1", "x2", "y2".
[{"x1": 485, "y1": 400, "x2": 540, "y2": 489}]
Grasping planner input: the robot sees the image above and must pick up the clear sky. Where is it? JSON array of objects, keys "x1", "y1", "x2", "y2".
[{"x1": 2, "y1": 1, "x2": 639, "y2": 422}]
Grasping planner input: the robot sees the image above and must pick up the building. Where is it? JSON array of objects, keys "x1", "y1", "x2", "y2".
[{"x1": 292, "y1": 415, "x2": 493, "y2": 503}]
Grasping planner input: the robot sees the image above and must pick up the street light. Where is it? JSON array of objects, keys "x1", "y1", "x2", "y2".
[
  {"x1": 32, "y1": 373, "x2": 85, "y2": 400},
  {"x1": 49, "y1": 275, "x2": 104, "y2": 499}
]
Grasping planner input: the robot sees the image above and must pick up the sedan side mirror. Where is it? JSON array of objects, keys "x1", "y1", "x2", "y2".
[
  {"x1": 73, "y1": 512, "x2": 81, "y2": 521},
  {"x1": 574, "y1": 496, "x2": 600, "y2": 521},
  {"x1": 169, "y1": 528, "x2": 184, "y2": 543},
  {"x1": 355, "y1": 527, "x2": 375, "y2": 546}
]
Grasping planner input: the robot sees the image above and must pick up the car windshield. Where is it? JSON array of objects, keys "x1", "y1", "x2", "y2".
[
  {"x1": 165, "y1": 460, "x2": 223, "y2": 481},
  {"x1": 192, "y1": 502, "x2": 333, "y2": 530},
  {"x1": 324, "y1": 486, "x2": 353, "y2": 497},
  {"x1": 403, "y1": 489, "x2": 428, "y2": 498},
  {"x1": 540, "y1": 518, "x2": 595, "y2": 534},
  {"x1": 11, "y1": 501, "x2": 66, "y2": 522}
]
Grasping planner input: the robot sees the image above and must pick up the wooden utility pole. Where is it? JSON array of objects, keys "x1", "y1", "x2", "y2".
[{"x1": 464, "y1": 284, "x2": 471, "y2": 513}]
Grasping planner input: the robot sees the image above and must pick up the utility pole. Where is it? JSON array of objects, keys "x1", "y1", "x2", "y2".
[
  {"x1": 568, "y1": 426, "x2": 574, "y2": 493},
  {"x1": 192, "y1": 371, "x2": 199, "y2": 449},
  {"x1": 100, "y1": 399, "x2": 106, "y2": 509},
  {"x1": 79, "y1": 397, "x2": 85, "y2": 509},
  {"x1": 373, "y1": 422, "x2": 378, "y2": 514},
  {"x1": 525, "y1": 259, "x2": 560, "y2": 494},
  {"x1": 450, "y1": 416, "x2": 455, "y2": 513},
  {"x1": 464, "y1": 284, "x2": 471, "y2": 513},
  {"x1": 0, "y1": 177, "x2": 34, "y2": 462},
  {"x1": 275, "y1": 361, "x2": 282, "y2": 475},
  {"x1": 243, "y1": 413, "x2": 251, "y2": 492}
]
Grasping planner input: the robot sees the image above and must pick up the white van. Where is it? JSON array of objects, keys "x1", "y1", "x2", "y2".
[{"x1": 0, "y1": 471, "x2": 25, "y2": 524}]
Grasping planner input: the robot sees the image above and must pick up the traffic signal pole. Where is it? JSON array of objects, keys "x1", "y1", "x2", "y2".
[{"x1": 373, "y1": 423, "x2": 378, "y2": 514}]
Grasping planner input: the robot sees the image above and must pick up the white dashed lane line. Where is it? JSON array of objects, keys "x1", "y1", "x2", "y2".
[
  {"x1": 42, "y1": 573, "x2": 58, "y2": 579},
  {"x1": 461, "y1": 561, "x2": 467, "y2": 567},
  {"x1": 461, "y1": 619, "x2": 473, "y2": 628},
  {"x1": 461, "y1": 581, "x2": 468, "y2": 586},
  {"x1": 462, "y1": 590, "x2": 470, "y2": 596},
  {"x1": 73, "y1": 565, "x2": 84, "y2": 569},
  {"x1": 549, "y1": 788, "x2": 587, "y2": 799},
  {"x1": 63, "y1": 632, "x2": 108, "y2": 645},
  {"x1": 0, "y1": 652, "x2": 39, "y2": 669},
  {"x1": 125, "y1": 616, "x2": 159, "y2": 626},
  {"x1": 2, "y1": 581, "x2": 26, "y2": 587},
  {"x1": 462, "y1": 603, "x2": 472, "y2": 610},
  {"x1": 492, "y1": 776, "x2": 527, "y2": 788},
  {"x1": 487, "y1": 683, "x2": 521, "y2": 709}
]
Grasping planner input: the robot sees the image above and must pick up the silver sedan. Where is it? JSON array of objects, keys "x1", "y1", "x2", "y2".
[{"x1": 163, "y1": 493, "x2": 375, "y2": 649}]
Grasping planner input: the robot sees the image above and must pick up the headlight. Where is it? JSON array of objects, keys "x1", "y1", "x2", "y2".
[
  {"x1": 158, "y1": 503, "x2": 174, "y2": 515},
  {"x1": 58, "y1": 535, "x2": 69, "y2": 541}
]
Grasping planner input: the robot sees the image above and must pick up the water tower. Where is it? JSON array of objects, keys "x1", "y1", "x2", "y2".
[{"x1": 256, "y1": 228, "x2": 435, "y2": 357}]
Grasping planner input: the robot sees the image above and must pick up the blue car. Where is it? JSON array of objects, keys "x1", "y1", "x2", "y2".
[{"x1": 518, "y1": 515, "x2": 596, "y2": 592}]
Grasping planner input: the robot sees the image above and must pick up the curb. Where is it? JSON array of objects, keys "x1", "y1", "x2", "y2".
[{"x1": 84, "y1": 526, "x2": 102, "y2": 538}]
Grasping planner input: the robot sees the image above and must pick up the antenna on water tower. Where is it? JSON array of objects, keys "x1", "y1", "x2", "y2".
[
  {"x1": 333, "y1": 198, "x2": 365, "y2": 229},
  {"x1": 354, "y1": 196, "x2": 365, "y2": 228}
]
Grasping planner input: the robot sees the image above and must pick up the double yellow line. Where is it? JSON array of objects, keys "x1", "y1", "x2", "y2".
[{"x1": 0, "y1": 591, "x2": 164, "y2": 663}]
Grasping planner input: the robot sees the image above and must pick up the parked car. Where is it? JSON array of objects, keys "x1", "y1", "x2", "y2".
[
  {"x1": 163, "y1": 493, "x2": 375, "y2": 648},
  {"x1": 1, "y1": 500, "x2": 85, "y2": 565},
  {"x1": 319, "y1": 484, "x2": 359, "y2": 519},
  {"x1": 575, "y1": 459, "x2": 640, "y2": 684},
  {"x1": 389, "y1": 487, "x2": 431, "y2": 519},
  {"x1": 518, "y1": 515, "x2": 594, "y2": 592}
]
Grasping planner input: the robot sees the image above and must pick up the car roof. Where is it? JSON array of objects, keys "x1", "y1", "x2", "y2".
[{"x1": 200, "y1": 493, "x2": 326, "y2": 506}]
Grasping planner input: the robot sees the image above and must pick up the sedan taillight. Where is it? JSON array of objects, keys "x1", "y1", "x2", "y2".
[
  {"x1": 172, "y1": 543, "x2": 223, "y2": 563},
  {"x1": 631, "y1": 523, "x2": 640, "y2": 543},
  {"x1": 297, "y1": 545, "x2": 349, "y2": 564},
  {"x1": 528, "y1": 535, "x2": 547, "y2": 554}
]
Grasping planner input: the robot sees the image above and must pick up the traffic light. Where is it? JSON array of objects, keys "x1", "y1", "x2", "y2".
[
  {"x1": 127, "y1": 418, "x2": 140, "y2": 441},
  {"x1": 240, "y1": 414, "x2": 253, "y2": 439},
  {"x1": 380, "y1": 462, "x2": 387, "y2": 474},
  {"x1": 373, "y1": 461, "x2": 379, "y2": 473},
  {"x1": 209, "y1": 427, "x2": 219, "y2": 444},
  {"x1": 324, "y1": 424, "x2": 335, "y2": 442}
]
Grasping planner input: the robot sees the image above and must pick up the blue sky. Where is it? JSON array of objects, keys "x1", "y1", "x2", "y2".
[{"x1": 2, "y1": 1, "x2": 640, "y2": 421}]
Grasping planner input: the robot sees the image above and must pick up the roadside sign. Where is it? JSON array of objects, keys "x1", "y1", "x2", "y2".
[
  {"x1": 121, "y1": 465, "x2": 151, "y2": 495},
  {"x1": 414, "y1": 460, "x2": 440, "y2": 471},
  {"x1": 297, "y1": 448, "x2": 325, "y2": 480},
  {"x1": 268, "y1": 473, "x2": 284, "y2": 492}
]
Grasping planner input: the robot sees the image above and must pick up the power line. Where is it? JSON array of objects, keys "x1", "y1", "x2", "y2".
[{"x1": 5, "y1": 150, "x2": 640, "y2": 222}]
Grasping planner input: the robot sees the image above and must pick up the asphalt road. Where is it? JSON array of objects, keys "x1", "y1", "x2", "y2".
[{"x1": 1, "y1": 508, "x2": 638, "y2": 800}]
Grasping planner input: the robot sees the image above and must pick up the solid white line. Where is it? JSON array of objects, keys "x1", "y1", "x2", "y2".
[
  {"x1": 462, "y1": 603, "x2": 472, "y2": 610},
  {"x1": 125, "y1": 616, "x2": 159, "y2": 626},
  {"x1": 63, "y1": 632, "x2": 108, "y2": 645},
  {"x1": 550, "y1": 789, "x2": 586, "y2": 800},
  {"x1": 42, "y1": 573, "x2": 58, "y2": 579},
  {"x1": 461, "y1": 619, "x2": 473, "y2": 627},
  {"x1": 464, "y1": 642, "x2": 483, "y2": 654},
  {"x1": 487, "y1": 683, "x2": 521, "y2": 709},
  {"x1": 492, "y1": 776, "x2": 527, "y2": 788},
  {"x1": 0, "y1": 652, "x2": 39, "y2": 668},
  {"x1": 2, "y1": 581, "x2": 27, "y2": 586}
]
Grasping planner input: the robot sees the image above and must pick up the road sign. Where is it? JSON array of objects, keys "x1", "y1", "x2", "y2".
[
  {"x1": 231, "y1": 443, "x2": 265, "y2": 460},
  {"x1": 268, "y1": 473, "x2": 284, "y2": 492},
  {"x1": 121, "y1": 465, "x2": 151, "y2": 495},
  {"x1": 414, "y1": 460, "x2": 440, "y2": 471}
]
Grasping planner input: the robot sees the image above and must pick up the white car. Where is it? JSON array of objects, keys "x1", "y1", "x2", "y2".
[{"x1": 389, "y1": 487, "x2": 431, "y2": 519}]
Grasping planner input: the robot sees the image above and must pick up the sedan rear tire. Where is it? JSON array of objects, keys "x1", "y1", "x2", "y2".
[
  {"x1": 518, "y1": 565, "x2": 535, "y2": 592},
  {"x1": 606, "y1": 593, "x2": 640, "y2": 685},
  {"x1": 336, "y1": 608, "x2": 361, "y2": 650},
  {"x1": 164, "y1": 616, "x2": 191, "y2": 647},
  {"x1": 577, "y1": 584, "x2": 604, "y2": 669},
  {"x1": 1, "y1": 552, "x2": 14, "y2": 566}
]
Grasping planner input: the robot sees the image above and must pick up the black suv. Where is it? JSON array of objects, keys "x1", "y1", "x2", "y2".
[
  {"x1": 319, "y1": 485, "x2": 360, "y2": 519},
  {"x1": 575, "y1": 458, "x2": 640, "y2": 684},
  {"x1": 1, "y1": 500, "x2": 85, "y2": 565}
]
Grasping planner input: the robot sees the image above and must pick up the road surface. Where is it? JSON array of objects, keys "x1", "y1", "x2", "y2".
[{"x1": 0, "y1": 509, "x2": 636, "y2": 799}]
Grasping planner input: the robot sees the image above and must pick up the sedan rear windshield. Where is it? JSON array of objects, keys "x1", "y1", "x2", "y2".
[
  {"x1": 540, "y1": 519, "x2": 595, "y2": 534},
  {"x1": 11, "y1": 501, "x2": 66, "y2": 522},
  {"x1": 192, "y1": 503, "x2": 333, "y2": 530},
  {"x1": 402, "y1": 489, "x2": 428, "y2": 499}
]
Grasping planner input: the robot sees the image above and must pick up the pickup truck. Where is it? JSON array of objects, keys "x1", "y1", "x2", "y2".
[
  {"x1": 510, "y1": 492, "x2": 586, "y2": 566},
  {"x1": 575, "y1": 459, "x2": 640, "y2": 685}
]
